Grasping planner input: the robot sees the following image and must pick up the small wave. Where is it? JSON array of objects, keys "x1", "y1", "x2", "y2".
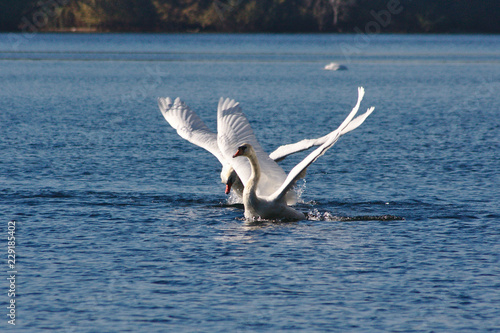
[
  {"x1": 306, "y1": 209, "x2": 404, "y2": 222},
  {"x1": 221, "y1": 203, "x2": 244, "y2": 210}
]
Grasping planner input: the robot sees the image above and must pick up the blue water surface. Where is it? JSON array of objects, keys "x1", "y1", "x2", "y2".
[{"x1": 1, "y1": 33, "x2": 499, "y2": 332}]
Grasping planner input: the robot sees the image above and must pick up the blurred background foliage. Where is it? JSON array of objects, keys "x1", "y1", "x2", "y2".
[{"x1": 0, "y1": 0, "x2": 498, "y2": 33}]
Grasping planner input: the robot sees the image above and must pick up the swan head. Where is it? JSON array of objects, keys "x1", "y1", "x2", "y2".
[
  {"x1": 225, "y1": 169, "x2": 238, "y2": 195},
  {"x1": 221, "y1": 165, "x2": 243, "y2": 195},
  {"x1": 232, "y1": 143, "x2": 254, "y2": 158}
]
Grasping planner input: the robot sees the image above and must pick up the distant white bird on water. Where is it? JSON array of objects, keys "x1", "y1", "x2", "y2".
[{"x1": 324, "y1": 62, "x2": 347, "y2": 71}]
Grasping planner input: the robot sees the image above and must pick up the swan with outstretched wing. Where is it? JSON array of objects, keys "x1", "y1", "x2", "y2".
[{"x1": 228, "y1": 87, "x2": 375, "y2": 220}]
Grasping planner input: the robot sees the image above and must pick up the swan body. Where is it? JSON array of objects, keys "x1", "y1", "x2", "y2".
[
  {"x1": 229, "y1": 87, "x2": 374, "y2": 221},
  {"x1": 234, "y1": 144, "x2": 306, "y2": 221}
]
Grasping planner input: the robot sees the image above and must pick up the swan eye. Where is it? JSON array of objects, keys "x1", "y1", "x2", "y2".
[{"x1": 237, "y1": 145, "x2": 247, "y2": 153}]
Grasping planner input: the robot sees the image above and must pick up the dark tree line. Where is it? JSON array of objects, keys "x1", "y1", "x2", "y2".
[{"x1": 1, "y1": 0, "x2": 499, "y2": 33}]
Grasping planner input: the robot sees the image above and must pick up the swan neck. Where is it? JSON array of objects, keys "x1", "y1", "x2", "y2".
[{"x1": 246, "y1": 151, "x2": 261, "y2": 193}]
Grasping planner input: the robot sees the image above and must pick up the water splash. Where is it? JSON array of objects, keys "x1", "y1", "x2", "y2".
[
  {"x1": 225, "y1": 191, "x2": 243, "y2": 205},
  {"x1": 306, "y1": 209, "x2": 404, "y2": 222},
  {"x1": 295, "y1": 179, "x2": 307, "y2": 203}
]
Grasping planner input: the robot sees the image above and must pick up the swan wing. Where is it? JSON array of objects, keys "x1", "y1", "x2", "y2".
[
  {"x1": 158, "y1": 97, "x2": 226, "y2": 165},
  {"x1": 269, "y1": 87, "x2": 374, "y2": 162},
  {"x1": 269, "y1": 135, "x2": 328, "y2": 162},
  {"x1": 341, "y1": 104, "x2": 375, "y2": 134},
  {"x1": 217, "y1": 98, "x2": 288, "y2": 197},
  {"x1": 268, "y1": 87, "x2": 374, "y2": 203}
]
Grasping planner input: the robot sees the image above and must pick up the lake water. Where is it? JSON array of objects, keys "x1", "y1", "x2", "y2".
[{"x1": 1, "y1": 33, "x2": 499, "y2": 332}]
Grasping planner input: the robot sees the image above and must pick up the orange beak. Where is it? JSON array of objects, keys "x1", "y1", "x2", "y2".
[{"x1": 225, "y1": 182, "x2": 232, "y2": 195}]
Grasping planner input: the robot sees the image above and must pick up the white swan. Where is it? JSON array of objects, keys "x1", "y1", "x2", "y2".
[
  {"x1": 232, "y1": 144, "x2": 306, "y2": 220},
  {"x1": 158, "y1": 97, "x2": 294, "y2": 203},
  {"x1": 228, "y1": 87, "x2": 374, "y2": 221},
  {"x1": 324, "y1": 62, "x2": 347, "y2": 71},
  {"x1": 158, "y1": 94, "x2": 371, "y2": 201}
]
